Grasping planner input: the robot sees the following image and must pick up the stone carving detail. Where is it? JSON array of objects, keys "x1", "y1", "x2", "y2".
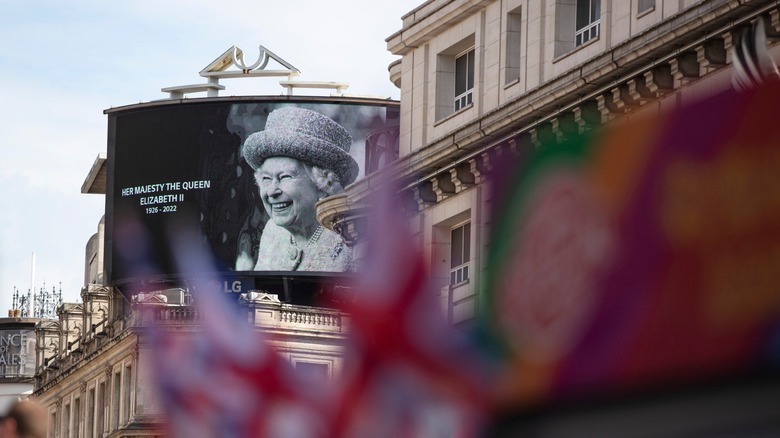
[
  {"x1": 573, "y1": 101, "x2": 601, "y2": 131},
  {"x1": 412, "y1": 181, "x2": 437, "y2": 209},
  {"x1": 697, "y1": 37, "x2": 727, "y2": 72},
  {"x1": 450, "y1": 162, "x2": 476, "y2": 192},
  {"x1": 670, "y1": 51, "x2": 700, "y2": 82},
  {"x1": 642, "y1": 65, "x2": 674, "y2": 97},
  {"x1": 431, "y1": 173, "x2": 457, "y2": 201}
]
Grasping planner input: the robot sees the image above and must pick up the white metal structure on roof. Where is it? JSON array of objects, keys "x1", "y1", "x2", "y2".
[{"x1": 162, "y1": 45, "x2": 349, "y2": 99}]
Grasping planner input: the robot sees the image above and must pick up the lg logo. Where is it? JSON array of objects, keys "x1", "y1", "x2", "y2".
[
  {"x1": 224, "y1": 280, "x2": 243, "y2": 293},
  {"x1": 208, "y1": 280, "x2": 243, "y2": 293}
]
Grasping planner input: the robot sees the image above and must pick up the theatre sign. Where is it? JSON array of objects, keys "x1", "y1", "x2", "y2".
[{"x1": 0, "y1": 329, "x2": 35, "y2": 378}]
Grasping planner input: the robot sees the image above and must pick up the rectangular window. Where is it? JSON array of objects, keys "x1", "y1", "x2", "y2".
[
  {"x1": 505, "y1": 8, "x2": 522, "y2": 85},
  {"x1": 575, "y1": 0, "x2": 601, "y2": 46},
  {"x1": 49, "y1": 412, "x2": 57, "y2": 438},
  {"x1": 454, "y1": 49, "x2": 475, "y2": 111},
  {"x1": 112, "y1": 372, "x2": 121, "y2": 430},
  {"x1": 450, "y1": 222, "x2": 471, "y2": 285},
  {"x1": 436, "y1": 35, "x2": 475, "y2": 121},
  {"x1": 295, "y1": 361, "x2": 330, "y2": 382},
  {"x1": 63, "y1": 403, "x2": 71, "y2": 438},
  {"x1": 73, "y1": 398, "x2": 81, "y2": 438},
  {"x1": 86, "y1": 388, "x2": 94, "y2": 438},
  {"x1": 638, "y1": 0, "x2": 654, "y2": 14},
  {"x1": 123, "y1": 365, "x2": 132, "y2": 424},
  {"x1": 96, "y1": 382, "x2": 105, "y2": 437}
]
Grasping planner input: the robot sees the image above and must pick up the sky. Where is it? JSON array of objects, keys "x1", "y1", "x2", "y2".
[{"x1": 0, "y1": 0, "x2": 424, "y2": 314}]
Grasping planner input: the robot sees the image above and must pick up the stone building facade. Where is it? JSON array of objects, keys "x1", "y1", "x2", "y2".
[
  {"x1": 320, "y1": 0, "x2": 780, "y2": 326},
  {"x1": 33, "y1": 261, "x2": 349, "y2": 437}
]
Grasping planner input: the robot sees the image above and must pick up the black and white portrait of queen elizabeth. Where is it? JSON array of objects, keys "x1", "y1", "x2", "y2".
[{"x1": 235, "y1": 107, "x2": 357, "y2": 272}]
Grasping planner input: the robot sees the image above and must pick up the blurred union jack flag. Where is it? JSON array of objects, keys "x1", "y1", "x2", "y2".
[{"x1": 147, "y1": 185, "x2": 490, "y2": 437}]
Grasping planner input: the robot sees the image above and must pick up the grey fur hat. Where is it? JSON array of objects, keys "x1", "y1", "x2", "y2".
[{"x1": 242, "y1": 107, "x2": 360, "y2": 185}]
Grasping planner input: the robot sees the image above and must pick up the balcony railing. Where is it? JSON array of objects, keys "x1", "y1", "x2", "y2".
[
  {"x1": 450, "y1": 263, "x2": 470, "y2": 286},
  {"x1": 280, "y1": 309, "x2": 342, "y2": 328},
  {"x1": 575, "y1": 20, "x2": 600, "y2": 46},
  {"x1": 454, "y1": 89, "x2": 473, "y2": 112}
]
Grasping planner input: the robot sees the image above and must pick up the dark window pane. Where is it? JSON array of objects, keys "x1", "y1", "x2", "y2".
[
  {"x1": 455, "y1": 54, "x2": 468, "y2": 95},
  {"x1": 576, "y1": 0, "x2": 590, "y2": 30},
  {"x1": 451, "y1": 226, "x2": 463, "y2": 267}
]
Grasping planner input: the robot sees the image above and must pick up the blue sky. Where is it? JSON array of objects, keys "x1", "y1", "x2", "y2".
[{"x1": 0, "y1": 0, "x2": 422, "y2": 313}]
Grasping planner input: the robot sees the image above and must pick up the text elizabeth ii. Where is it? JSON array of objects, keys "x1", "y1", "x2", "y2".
[{"x1": 140, "y1": 194, "x2": 184, "y2": 206}]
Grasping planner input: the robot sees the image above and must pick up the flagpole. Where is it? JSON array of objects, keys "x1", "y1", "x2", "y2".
[{"x1": 30, "y1": 252, "x2": 35, "y2": 318}]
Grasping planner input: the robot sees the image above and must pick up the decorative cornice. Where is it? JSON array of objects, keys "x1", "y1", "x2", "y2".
[{"x1": 387, "y1": 0, "x2": 495, "y2": 55}]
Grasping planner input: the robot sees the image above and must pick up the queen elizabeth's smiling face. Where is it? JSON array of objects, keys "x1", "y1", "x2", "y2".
[{"x1": 256, "y1": 156, "x2": 320, "y2": 233}]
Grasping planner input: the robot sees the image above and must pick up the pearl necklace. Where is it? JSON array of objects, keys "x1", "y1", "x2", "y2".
[
  {"x1": 289, "y1": 225, "x2": 324, "y2": 270},
  {"x1": 307, "y1": 225, "x2": 324, "y2": 246}
]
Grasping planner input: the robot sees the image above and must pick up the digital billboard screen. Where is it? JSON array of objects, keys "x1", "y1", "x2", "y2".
[
  {"x1": 105, "y1": 98, "x2": 399, "y2": 286},
  {"x1": 0, "y1": 329, "x2": 35, "y2": 378}
]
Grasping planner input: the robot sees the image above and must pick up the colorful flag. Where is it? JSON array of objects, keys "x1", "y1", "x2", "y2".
[
  {"x1": 483, "y1": 79, "x2": 780, "y2": 408},
  {"x1": 150, "y1": 226, "x2": 328, "y2": 438}
]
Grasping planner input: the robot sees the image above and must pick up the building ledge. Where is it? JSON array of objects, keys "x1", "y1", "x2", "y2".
[
  {"x1": 81, "y1": 153, "x2": 107, "y2": 194},
  {"x1": 387, "y1": 0, "x2": 494, "y2": 56}
]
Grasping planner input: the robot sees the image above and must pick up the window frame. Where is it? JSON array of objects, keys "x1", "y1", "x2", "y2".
[
  {"x1": 96, "y1": 381, "x2": 105, "y2": 438},
  {"x1": 574, "y1": 0, "x2": 601, "y2": 47},
  {"x1": 435, "y1": 34, "x2": 476, "y2": 121},
  {"x1": 454, "y1": 48, "x2": 475, "y2": 112},
  {"x1": 85, "y1": 387, "x2": 95, "y2": 438},
  {"x1": 295, "y1": 361, "x2": 330, "y2": 380},
  {"x1": 72, "y1": 397, "x2": 81, "y2": 438},
  {"x1": 291, "y1": 357, "x2": 333, "y2": 383},
  {"x1": 111, "y1": 371, "x2": 121, "y2": 431},
  {"x1": 450, "y1": 221, "x2": 471, "y2": 286},
  {"x1": 63, "y1": 402, "x2": 71, "y2": 438},
  {"x1": 637, "y1": 0, "x2": 655, "y2": 15},
  {"x1": 122, "y1": 364, "x2": 132, "y2": 425},
  {"x1": 49, "y1": 410, "x2": 57, "y2": 438},
  {"x1": 505, "y1": 7, "x2": 523, "y2": 85}
]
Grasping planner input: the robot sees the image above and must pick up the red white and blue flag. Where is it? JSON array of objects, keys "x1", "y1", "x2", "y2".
[{"x1": 148, "y1": 184, "x2": 490, "y2": 437}]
